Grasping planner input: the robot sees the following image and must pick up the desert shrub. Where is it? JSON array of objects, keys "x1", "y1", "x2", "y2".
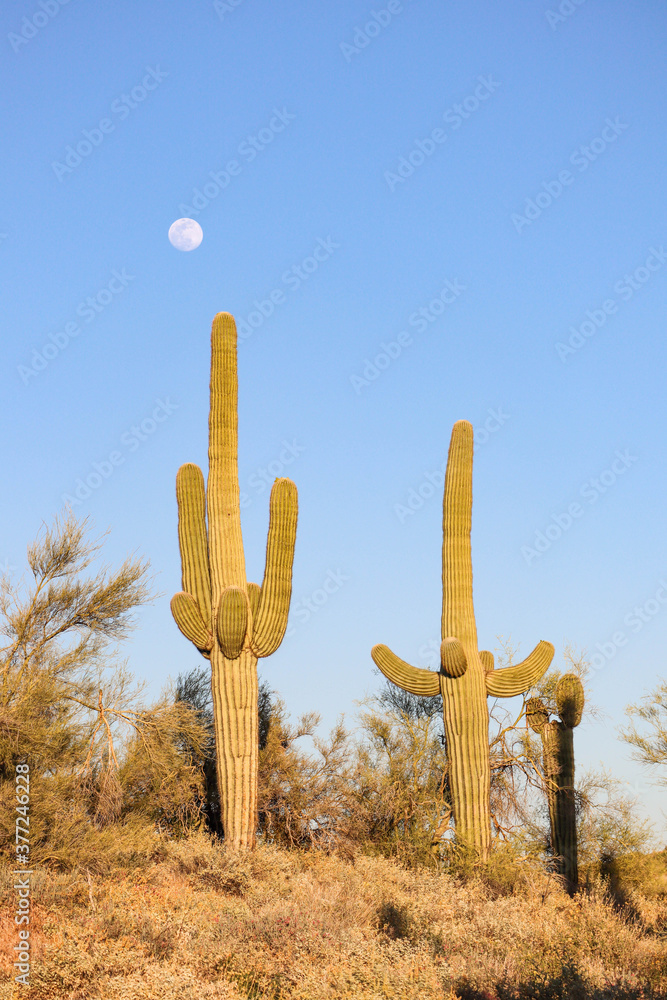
[
  {"x1": 0, "y1": 514, "x2": 212, "y2": 871},
  {"x1": 621, "y1": 677, "x2": 667, "y2": 780},
  {"x1": 575, "y1": 769, "x2": 656, "y2": 899},
  {"x1": 346, "y1": 681, "x2": 450, "y2": 866},
  {"x1": 257, "y1": 697, "x2": 354, "y2": 851}
]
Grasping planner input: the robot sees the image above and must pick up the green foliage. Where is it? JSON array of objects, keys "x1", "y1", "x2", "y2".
[
  {"x1": 0, "y1": 513, "x2": 210, "y2": 870},
  {"x1": 257, "y1": 697, "x2": 353, "y2": 852},
  {"x1": 350, "y1": 682, "x2": 449, "y2": 866},
  {"x1": 620, "y1": 677, "x2": 667, "y2": 781},
  {"x1": 175, "y1": 663, "x2": 220, "y2": 834},
  {"x1": 441, "y1": 838, "x2": 550, "y2": 898},
  {"x1": 0, "y1": 513, "x2": 150, "y2": 779},
  {"x1": 118, "y1": 697, "x2": 211, "y2": 835},
  {"x1": 577, "y1": 769, "x2": 655, "y2": 880}
]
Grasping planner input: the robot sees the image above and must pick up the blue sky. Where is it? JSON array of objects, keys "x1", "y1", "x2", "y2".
[{"x1": 2, "y1": 0, "x2": 666, "y2": 835}]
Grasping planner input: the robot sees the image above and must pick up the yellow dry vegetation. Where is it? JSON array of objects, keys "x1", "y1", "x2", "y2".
[{"x1": 1, "y1": 834, "x2": 666, "y2": 1000}]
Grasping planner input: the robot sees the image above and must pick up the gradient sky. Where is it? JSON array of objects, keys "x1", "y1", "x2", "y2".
[{"x1": 2, "y1": 0, "x2": 666, "y2": 836}]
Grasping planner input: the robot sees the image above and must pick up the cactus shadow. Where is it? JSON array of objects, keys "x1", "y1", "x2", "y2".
[
  {"x1": 376, "y1": 901, "x2": 411, "y2": 939},
  {"x1": 453, "y1": 963, "x2": 653, "y2": 999},
  {"x1": 453, "y1": 963, "x2": 658, "y2": 1000}
]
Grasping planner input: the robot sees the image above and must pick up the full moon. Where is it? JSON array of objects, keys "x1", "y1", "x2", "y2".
[{"x1": 168, "y1": 218, "x2": 203, "y2": 251}]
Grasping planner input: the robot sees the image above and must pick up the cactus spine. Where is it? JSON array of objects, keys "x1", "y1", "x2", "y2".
[
  {"x1": 372, "y1": 421, "x2": 554, "y2": 858},
  {"x1": 527, "y1": 674, "x2": 584, "y2": 894},
  {"x1": 171, "y1": 313, "x2": 298, "y2": 850}
]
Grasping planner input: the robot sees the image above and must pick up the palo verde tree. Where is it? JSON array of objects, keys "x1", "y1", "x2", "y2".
[
  {"x1": 371, "y1": 420, "x2": 554, "y2": 859},
  {"x1": 0, "y1": 513, "x2": 152, "y2": 785},
  {"x1": 171, "y1": 312, "x2": 298, "y2": 850},
  {"x1": 621, "y1": 677, "x2": 667, "y2": 782},
  {"x1": 0, "y1": 513, "x2": 211, "y2": 865}
]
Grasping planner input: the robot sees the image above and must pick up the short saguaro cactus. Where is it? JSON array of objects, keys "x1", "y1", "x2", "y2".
[
  {"x1": 527, "y1": 673, "x2": 584, "y2": 894},
  {"x1": 171, "y1": 312, "x2": 298, "y2": 850},
  {"x1": 372, "y1": 420, "x2": 554, "y2": 859}
]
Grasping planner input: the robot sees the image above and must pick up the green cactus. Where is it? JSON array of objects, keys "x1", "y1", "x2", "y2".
[
  {"x1": 171, "y1": 312, "x2": 298, "y2": 850},
  {"x1": 372, "y1": 420, "x2": 554, "y2": 859},
  {"x1": 527, "y1": 673, "x2": 584, "y2": 894}
]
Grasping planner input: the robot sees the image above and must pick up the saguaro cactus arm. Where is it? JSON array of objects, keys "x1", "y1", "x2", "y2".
[
  {"x1": 217, "y1": 586, "x2": 249, "y2": 659},
  {"x1": 485, "y1": 640, "x2": 555, "y2": 698},
  {"x1": 247, "y1": 581, "x2": 261, "y2": 619},
  {"x1": 441, "y1": 637, "x2": 468, "y2": 678},
  {"x1": 175, "y1": 462, "x2": 212, "y2": 626},
  {"x1": 171, "y1": 591, "x2": 213, "y2": 655},
  {"x1": 556, "y1": 674, "x2": 584, "y2": 728},
  {"x1": 250, "y1": 478, "x2": 298, "y2": 658},
  {"x1": 480, "y1": 650, "x2": 494, "y2": 672},
  {"x1": 371, "y1": 644, "x2": 441, "y2": 697}
]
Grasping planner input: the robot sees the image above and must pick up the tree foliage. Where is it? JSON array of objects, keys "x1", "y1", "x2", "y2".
[
  {"x1": 0, "y1": 513, "x2": 210, "y2": 868},
  {"x1": 620, "y1": 677, "x2": 667, "y2": 780}
]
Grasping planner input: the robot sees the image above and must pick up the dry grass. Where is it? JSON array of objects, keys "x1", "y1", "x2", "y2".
[{"x1": 1, "y1": 834, "x2": 666, "y2": 999}]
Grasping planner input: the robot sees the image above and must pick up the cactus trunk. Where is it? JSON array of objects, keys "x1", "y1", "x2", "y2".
[
  {"x1": 372, "y1": 421, "x2": 554, "y2": 859},
  {"x1": 542, "y1": 722, "x2": 578, "y2": 894},
  {"x1": 210, "y1": 647, "x2": 259, "y2": 849},
  {"x1": 440, "y1": 426, "x2": 491, "y2": 854},
  {"x1": 171, "y1": 313, "x2": 298, "y2": 850},
  {"x1": 541, "y1": 720, "x2": 562, "y2": 858},
  {"x1": 529, "y1": 675, "x2": 583, "y2": 894},
  {"x1": 552, "y1": 725, "x2": 578, "y2": 893},
  {"x1": 441, "y1": 672, "x2": 491, "y2": 856}
]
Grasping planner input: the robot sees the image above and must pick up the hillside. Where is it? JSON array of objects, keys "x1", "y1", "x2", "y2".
[{"x1": 2, "y1": 835, "x2": 666, "y2": 999}]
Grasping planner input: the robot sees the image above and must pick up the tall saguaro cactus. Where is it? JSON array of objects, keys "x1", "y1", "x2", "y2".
[
  {"x1": 527, "y1": 673, "x2": 584, "y2": 894},
  {"x1": 372, "y1": 421, "x2": 554, "y2": 859},
  {"x1": 171, "y1": 312, "x2": 298, "y2": 850}
]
